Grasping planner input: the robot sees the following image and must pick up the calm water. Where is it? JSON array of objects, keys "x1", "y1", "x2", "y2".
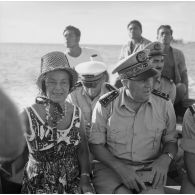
[{"x1": 0, "y1": 42, "x2": 195, "y2": 111}]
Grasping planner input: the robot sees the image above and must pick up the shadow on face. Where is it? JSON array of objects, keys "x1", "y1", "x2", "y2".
[
  {"x1": 123, "y1": 77, "x2": 154, "y2": 103},
  {"x1": 44, "y1": 70, "x2": 70, "y2": 104}
]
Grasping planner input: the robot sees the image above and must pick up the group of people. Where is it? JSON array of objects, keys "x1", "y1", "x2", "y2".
[{"x1": 0, "y1": 20, "x2": 195, "y2": 194}]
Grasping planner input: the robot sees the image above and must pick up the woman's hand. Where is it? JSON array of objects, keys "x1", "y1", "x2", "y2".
[{"x1": 80, "y1": 175, "x2": 95, "y2": 194}]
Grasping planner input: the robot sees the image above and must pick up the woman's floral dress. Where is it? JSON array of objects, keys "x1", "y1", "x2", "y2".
[{"x1": 22, "y1": 105, "x2": 82, "y2": 193}]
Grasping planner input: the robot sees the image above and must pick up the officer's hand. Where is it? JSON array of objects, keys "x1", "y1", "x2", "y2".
[
  {"x1": 146, "y1": 154, "x2": 171, "y2": 188},
  {"x1": 115, "y1": 163, "x2": 146, "y2": 192}
]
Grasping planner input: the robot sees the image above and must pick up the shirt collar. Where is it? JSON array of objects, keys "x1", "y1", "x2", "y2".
[{"x1": 119, "y1": 87, "x2": 153, "y2": 108}]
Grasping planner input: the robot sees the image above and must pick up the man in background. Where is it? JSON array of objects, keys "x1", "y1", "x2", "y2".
[
  {"x1": 63, "y1": 25, "x2": 103, "y2": 68},
  {"x1": 157, "y1": 25, "x2": 189, "y2": 117},
  {"x1": 145, "y1": 41, "x2": 176, "y2": 104},
  {"x1": 115, "y1": 20, "x2": 151, "y2": 88},
  {"x1": 119, "y1": 20, "x2": 151, "y2": 60}
]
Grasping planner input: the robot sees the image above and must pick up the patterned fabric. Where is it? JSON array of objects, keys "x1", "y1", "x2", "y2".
[{"x1": 22, "y1": 105, "x2": 82, "y2": 194}]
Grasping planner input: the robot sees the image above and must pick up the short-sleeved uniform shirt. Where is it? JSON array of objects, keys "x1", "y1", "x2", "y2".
[
  {"x1": 181, "y1": 105, "x2": 195, "y2": 154},
  {"x1": 67, "y1": 83, "x2": 115, "y2": 138},
  {"x1": 89, "y1": 87, "x2": 177, "y2": 163},
  {"x1": 153, "y1": 76, "x2": 176, "y2": 104}
]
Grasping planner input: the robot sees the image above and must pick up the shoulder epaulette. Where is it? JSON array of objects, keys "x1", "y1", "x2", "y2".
[
  {"x1": 105, "y1": 83, "x2": 117, "y2": 92},
  {"x1": 152, "y1": 89, "x2": 169, "y2": 101},
  {"x1": 75, "y1": 81, "x2": 82, "y2": 88},
  {"x1": 189, "y1": 104, "x2": 195, "y2": 116},
  {"x1": 72, "y1": 81, "x2": 82, "y2": 90},
  {"x1": 99, "y1": 90, "x2": 119, "y2": 107}
]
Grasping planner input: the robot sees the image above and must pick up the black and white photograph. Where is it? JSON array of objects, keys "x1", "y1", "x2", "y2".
[{"x1": 0, "y1": 1, "x2": 195, "y2": 194}]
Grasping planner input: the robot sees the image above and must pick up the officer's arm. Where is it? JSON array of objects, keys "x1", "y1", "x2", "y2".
[
  {"x1": 182, "y1": 108, "x2": 195, "y2": 186},
  {"x1": 181, "y1": 70, "x2": 189, "y2": 98},
  {"x1": 89, "y1": 100, "x2": 125, "y2": 172},
  {"x1": 77, "y1": 112, "x2": 91, "y2": 175},
  {"x1": 161, "y1": 100, "x2": 178, "y2": 163},
  {"x1": 169, "y1": 83, "x2": 176, "y2": 104},
  {"x1": 179, "y1": 50, "x2": 189, "y2": 97},
  {"x1": 184, "y1": 152, "x2": 195, "y2": 186}
]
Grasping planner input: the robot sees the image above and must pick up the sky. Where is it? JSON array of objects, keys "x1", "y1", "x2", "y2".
[{"x1": 1, "y1": 1, "x2": 195, "y2": 45}]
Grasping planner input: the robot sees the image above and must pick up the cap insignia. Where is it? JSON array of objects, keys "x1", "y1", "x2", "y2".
[
  {"x1": 154, "y1": 43, "x2": 161, "y2": 50},
  {"x1": 136, "y1": 51, "x2": 148, "y2": 63}
]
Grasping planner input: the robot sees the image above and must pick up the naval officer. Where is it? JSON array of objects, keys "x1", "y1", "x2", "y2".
[{"x1": 89, "y1": 49, "x2": 178, "y2": 194}]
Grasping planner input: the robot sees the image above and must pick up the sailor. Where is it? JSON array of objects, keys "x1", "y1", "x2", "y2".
[
  {"x1": 180, "y1": 104, "x2": 195, "y2": 193},
  {"x1": 67, "y1": 60, "x2": 116, "y2": 139},
  {"x1": 144, "y1": 41, "x2": 176, "y2": 103},
  {"x1": 89, "y1": 49, "x2": 178, "y2": 194}
]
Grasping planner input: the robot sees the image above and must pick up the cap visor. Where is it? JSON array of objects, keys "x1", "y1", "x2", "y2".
[
  {"x1": 130, "y1": 68, "x2": 158, "y2": 81},
  {"x1": 149, "y1": 51, "x2": 166, "y2": 56}
]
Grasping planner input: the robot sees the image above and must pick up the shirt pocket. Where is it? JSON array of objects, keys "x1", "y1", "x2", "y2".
[
  {"x1": 107, "y1": 128, "x2": 127, "y2": 144},
  {"x1": 151, "y1": 127, "x2": 164, "y2": 151}
]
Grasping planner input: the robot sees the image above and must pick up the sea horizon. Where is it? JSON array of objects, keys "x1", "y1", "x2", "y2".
[{"x1": 0, "y1": 42, "x2": 195, "y2": 111}]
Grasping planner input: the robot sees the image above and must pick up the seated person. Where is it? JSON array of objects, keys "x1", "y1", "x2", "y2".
[
  {"x1": 67, "y1": 60, "x2": 115, "y2": 140},
  {"x1": 180, "y1": 104, "x2": 195, "y2": 193},
  {"x1": 89, "y1": 49, "x2": 178, "y2": 194},
  {"x1": 21, "y1": 51, "x2": 94, "y2": 194},
  {"x1": 145, "y1": 41, "x2": 176, "y2": 104},
  {"x1": 157, "y1": 25, "x2": 189, "y2": 117}
]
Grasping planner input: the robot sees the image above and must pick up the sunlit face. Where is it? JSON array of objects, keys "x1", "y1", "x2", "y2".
[
  {"x1": 128, "y1": 23, "x2": 142, "y2": 40},
  {"x1": 45, "y1": 70, "x2": 70, "y2": 104},
  {"x1": 63, "y1": 30, "x2": 80, "y2": 48},
  {"x1": 124, "y1": 77, "x2": 154, "y2": 103},
  {"x1": 157, "y1": 28, "x2": 173, "y2": 45},
  {"x1": 82, "y1": 75, "x2": 105, "y2": 100},
  {"x1": 150, "y1": 55, "x2": 164, "y2": 74}
]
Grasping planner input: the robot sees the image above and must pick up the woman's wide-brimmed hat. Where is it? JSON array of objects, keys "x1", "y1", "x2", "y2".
[{"x1": 37, "y1": 51, "x2": 78, "y2": 92}]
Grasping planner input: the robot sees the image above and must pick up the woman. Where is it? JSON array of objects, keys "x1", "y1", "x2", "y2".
[{"x1": 21, "y1": 51, "x2": 94, "y2": 193}]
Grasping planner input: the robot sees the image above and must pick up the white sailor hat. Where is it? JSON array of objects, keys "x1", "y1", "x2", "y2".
[
  {"x1": 75, "y1": 61, "x2": 107, "y2": 82},
  {"x1": 112, "y1": 49, "x2": 158, "y2": 81},
  {"x1": 144, "y1": 41, "x2": 166, "y2": 56}
]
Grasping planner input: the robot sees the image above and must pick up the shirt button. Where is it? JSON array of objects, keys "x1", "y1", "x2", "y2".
[{"x1": 133, "y1": 133, "x2": 137, "y2": 136}]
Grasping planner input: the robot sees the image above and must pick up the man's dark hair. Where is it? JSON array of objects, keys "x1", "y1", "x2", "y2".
[
  {"x1": 157, "y1": 25, "x2": 173, "y2": 35},
  {"x1": 63, "y1": 25, "x2": 81, "y2": 38},
  {"x1": 127, "y1": 20, "x2": 142, "y2": 32}
]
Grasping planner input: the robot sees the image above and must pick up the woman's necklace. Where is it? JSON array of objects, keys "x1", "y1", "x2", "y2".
[
  {"x1": 45, "y1": 101, "x2": 67, "y2": 126},
  {"x1": 36, "y1": 96, "x2": 67, "y2": 146}
]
